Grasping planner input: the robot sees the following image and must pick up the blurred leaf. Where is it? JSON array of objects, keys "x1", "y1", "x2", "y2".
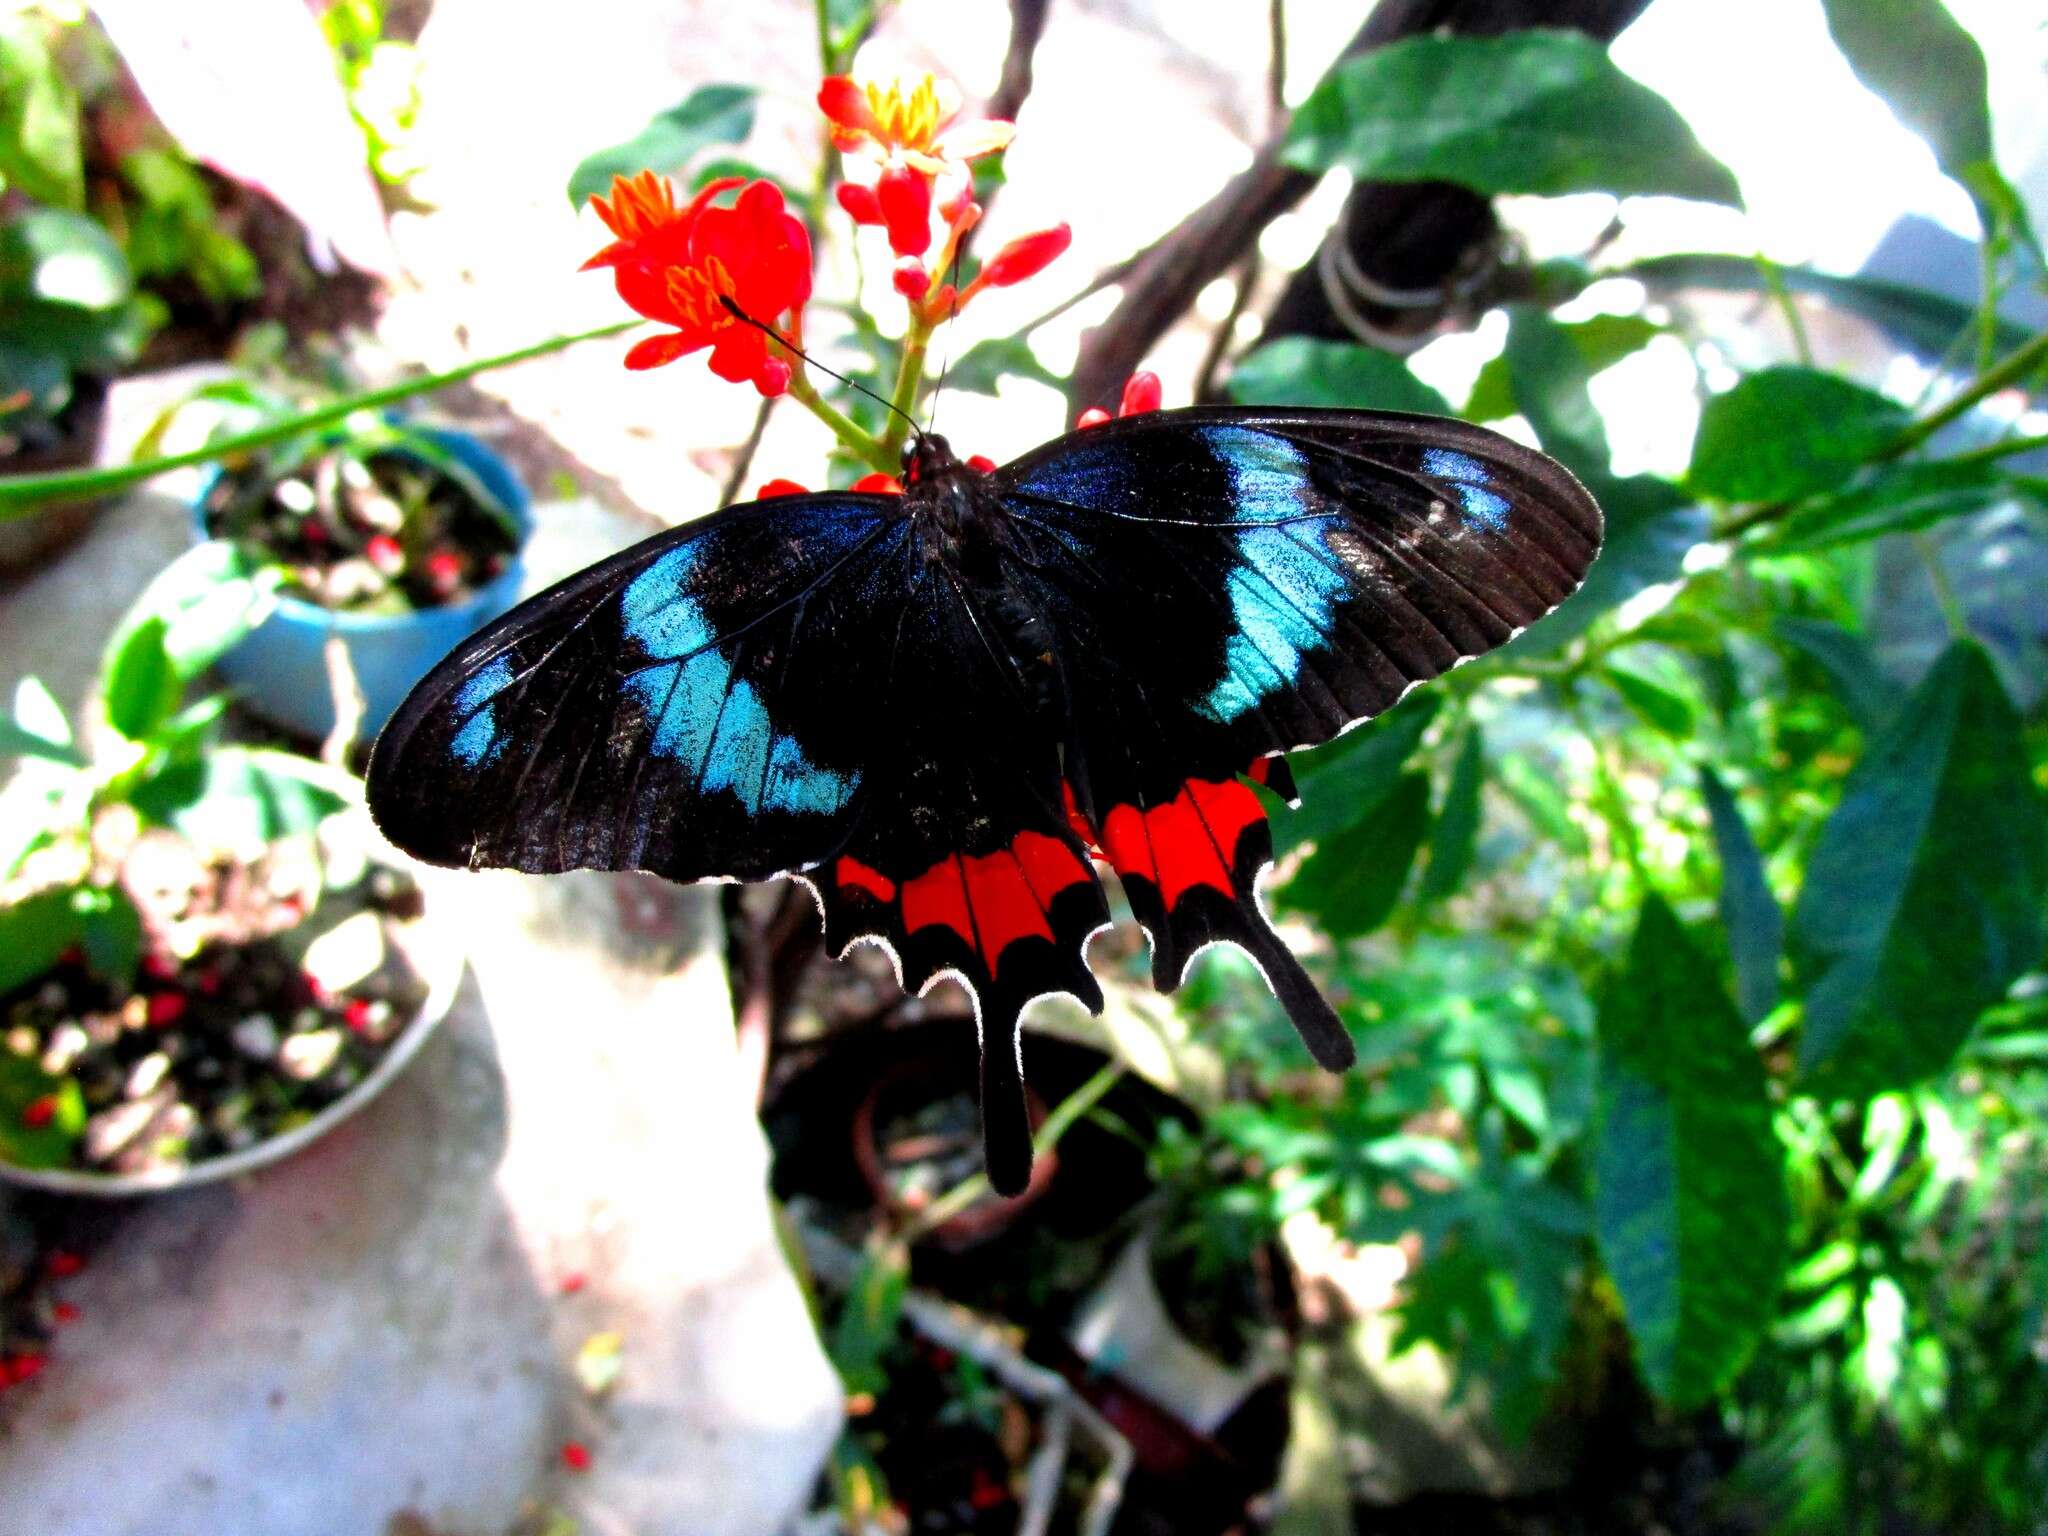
[
  {"x1": 1464, "y1": 314, "x2": 1662, "y2": 422},
  {"x1": 1596, "y1": 894, "x2": 1787, "y2": 1407},
  {"x1": 1773, "y1": 459, "x2": 2042, "y2": 552},
  {"x1": 1623, "y1": 252, "x2": 2033, "y2": 359},
  {"x1": 77, "y1": 883, "x2": 141, "y2": 982},
  {"x1": 566, "y1": 83, "x2": 758, "y2": 209},
  {"x1": 101, "y1": 614, "x2": 181, "y2": 743},
  {"x1": 1700, "y1": 767, "x2": 1783, "y2": 1025},
  {"x1": 0, "y1": 1050, "x2": 84, "y2": 1169},
  {"x1": 1791, "y1": 642, "x2": 2048, "y2": 1096},
  {"x1": 0, "y1": 884, "x2": 81, "y2": 994},
  {"x1": 1419, "y1": 725, "x2": 1485, "y2": 903},
  {"x1": 1279, "y1": 771, "x2": 1431, "y2": 940},
  {"x1": 129, "y1": 746, "x2": 353, "y2": 851},
  {"x1": 944, "y1": 334, "x2": 1064, "y2": 398},
  {"x1": 1774, "y1": 617, "x2": 1902, "y2": 734},
  {"x1": 688, "y1": 156, "x2": 802, "y2": 204},
  {"x1": 1819, "y1": 0, "x2": 2031, "y2": 253},
  {"x1": 0, "y1": 15, "x2": 83, "y2": 209},
  {"x1": 829, "y1": 1234, "x2": 907, "y2": 1399},
  {"x1": 1688, "y1": 368, "x2": 1910, "y2": 503},
  {"x1": 1605, "y1": 660, "x2": 1696, "y2": 738},
  {"x1": 1285, "y1": 30, "x2": 1740, "y2": 207},
  {"x1": 0, "y1": 207, "x2": 131, "y2": 309},
  {"x1": 0, "y1": 676, "x2": 82, "y2": 766},
  {"x1": 1279, "y1": 692, "x2": 1440, "y2": 852},
  {"x1": 1272, "y1": 1343, "x2": 1351, "y2": 1536},
  {"x1": 1229, "y1": 337, "x2": 1450, "y2": 416}
]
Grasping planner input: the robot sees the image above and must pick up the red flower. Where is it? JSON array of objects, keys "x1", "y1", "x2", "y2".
[
  {"x1": 584, "y1": 172, "x2": 813, "y2": 398},
  {"x1": 818, "y1": 74, "x2": 1013, "y2": 177},
  {"x1": 147, "y1": 992, "x2": 186, "y2": 1028},
  {"x1": 560, "y1": 1440, "x2": 593, "y2": 1472},
  {"x1": 1079, "y1": 369, "x2": 1164, "y2": 429}
]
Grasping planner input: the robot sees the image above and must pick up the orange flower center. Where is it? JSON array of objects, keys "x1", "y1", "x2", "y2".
[
  {"x1": 666, "y1": 255, "x2": 739, "y2": 333},
  {"x1": 863, "y1": 75, "x2": 945, "y2": 152}
]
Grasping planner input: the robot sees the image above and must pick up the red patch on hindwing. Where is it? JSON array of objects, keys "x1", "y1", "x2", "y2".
[
  {"x1": 1099, "y1": 775, "x2": 1267, "y2": 908},
  {"x1": 894, "y1": 835, "x2": 1095, "y2": 971},
  {"x1": 835, "y1": 855, "x2": 897, "y2": 902}
]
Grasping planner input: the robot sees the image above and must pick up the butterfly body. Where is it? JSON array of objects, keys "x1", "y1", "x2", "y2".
[{"x1": 367, "y1": 407, "x2": 1603, "y2": 1194}]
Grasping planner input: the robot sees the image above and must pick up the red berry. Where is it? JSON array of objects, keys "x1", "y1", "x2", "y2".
[
  {"x1": 560, "y1": 1272, "x2": 588, "y2": 1295},
  {"x1": 425, "y1": 550, "x2": 464, "y2": 593},
  {"x1": 561, "y1": 1440, "x2": 592, "y2": 1472},
  {"x1": 10, "y1": 1354, "x2": 47, "y2": 1386},
  {"x1": 365, "y1": 534, "x2": 403, "y2": 574},
  {"x1": 1076, "y1": 407, "x2": 1112, "y2": 430},
  {"x1": 343, "y1": 998, "x2": 374, "y2": 1034},
  {"x1": 54, "y1": 1302, "x2": 80, "y2": 1325},
  {"x1": 46, "y1": 1251, "x2": 83, "y2": 1278},
  {"x1": 756, "y1": 479, "x2": 808, "y2": 499},
  {"x1": 141, "y1": 953, "x2": 179, "y2": 983},
  {"x1": 147, "y1": 992, "x2": 187, "y2": 1027},
  {"x1": 21, "y1": 1095, "x2": 57, "y2": 1130}
]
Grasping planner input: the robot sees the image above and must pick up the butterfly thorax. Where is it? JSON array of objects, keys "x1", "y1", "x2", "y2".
[{"x1": 904, "y1": 433, "x2": 1007, "y2": 573}]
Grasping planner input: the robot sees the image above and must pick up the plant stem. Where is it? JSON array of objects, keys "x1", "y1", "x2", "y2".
[
  {"x1": 1935, "y1": 430, "x2": 2048, "y2": 470},
  {"x1": 1913, "y1": 533, "x2": 1970, "y2": 639},
  {"x1": 787, "y1": 370, "x2": 897, "y2": 475},
  {"x1": 0, "y1": 319, "x2": 641, "y2": 519},
  {"x1": 1757, "y1": 254, "x2": 1812, "y2": 368},
  {"x1": 881, "y1": 313, "x2": 934, "y2": 463},
  {"x1": 1885, "y1": 327, "x2": 2048, "y2": 459},
  {"x1": 902, "y1": 1061, "x2": 1127, "y2": 1244}
]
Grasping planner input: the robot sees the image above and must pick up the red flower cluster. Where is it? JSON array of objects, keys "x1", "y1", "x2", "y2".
[
  {"x1": 821, "y1": 71, "x2": 1068, "y2": 322},
  {"x1": 583, "y1": 171, "x2": 812, "y2": 397},
  {"x1": 1077, "y1": 370, "x2": 1163, "y2": 429}
]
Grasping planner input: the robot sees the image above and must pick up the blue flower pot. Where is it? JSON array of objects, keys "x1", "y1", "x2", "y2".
[{"x1": 192, "y1": 427, "x2": 532, "y2": 741}]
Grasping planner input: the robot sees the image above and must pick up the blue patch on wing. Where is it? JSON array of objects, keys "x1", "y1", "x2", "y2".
[
  {"x1": 450, "y1": 655, "x2": 516, "y2": 768},
  {"x1": 1200, "y1": 425, "x2": 1309, "y2": 521},
  {"x1": 1422, "y1": 446, "x2": 1510, "y2": 533},
  {"x1": 618, "y1": 539, "x2": 859, "y2": 817}
]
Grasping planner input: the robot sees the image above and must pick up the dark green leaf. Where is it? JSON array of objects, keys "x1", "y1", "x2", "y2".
[
  {"x1": 1700, "y1": 767, "x2": 1782, "y2": 1025},
  {"x1": 828, "y1": 1235, "x2": 907, "y2": 1398},
  {"x1": 0, "y1": 1050, "x2": 83, "y2": 1169},
  {"x1": 1791, "y1": 642, "x2": 2048, "y2": 1095},
  {"x1": 1279, "y1": 771, "x2": 1432, "y2": 940},
  {"x1": 1624, "y1": 252, "x2": 2033, "y2": 359},
  {"x1": 1419, "y1": 725, "x2": 1485, "y2": 903},
  {"x1": 1285, "y1": 30, "x2": 1741, "y2": 207},
  {"x1": 1464, "y1": 314, "x2": 1662, "y2": 422},
  {"x1": 1596, "y1": 894, "x2": 1787, "y2": 1407},
  {"x1": 0, "y1": 884, "x2": 81, "y2": 994},
  {"x1": 688, "y1": 156, "x2": 802, "y2": 204},
  {"x1": 1774, "y1": 617, "x2": 1902, "y2": 734},
  {"x1": 100, "y1": 614, "x2": 181, "y2": 743},
  {"x1": 1688, "y1": 367, "x2": 1910, "y2": 503},
  {"x1": 566, "y1": 84, "x2": 758, "y2": 209},
  {"x1": 77, "y1": 884, "x2": 141, "y2": 983},
  {"x1": 1279, "y1": 692, "x2": 1440, "y2": 852},
  {"x1": 0, "y1": 15, "x2": 82, "y2": 209},
  {"x1": 1229, "y1": 337, "x2": 1450, "y2": 416},
  {"x1": 944, "y1": 334, "x2": 1064, "y2": 398},
  {"x1": 1819, "y1": 0, "x2": 2022, "y2": 247},
  {"x1": 1605, "y1": 661, "x2": 1695, "y2": 738},
  {"x1": 1772, "y1": 458, "x2": 2039, "y2": 551}
]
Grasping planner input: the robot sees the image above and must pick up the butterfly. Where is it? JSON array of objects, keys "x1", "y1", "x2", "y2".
[{"x1": 365, "y1": 407, "x2": 1602, "y2": 1195}]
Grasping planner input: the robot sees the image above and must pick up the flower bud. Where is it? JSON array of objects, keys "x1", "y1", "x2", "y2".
[
  {"x1": 893, "y1": 257, "x2": 930, "y2": 300},
  {"x1": 851, "y1": 472, "x2": 905, "y2": 495},
  {"x1": 1119, "y1": 371, "x2": 1162, "y2": 416},
  {"x1": 875, "y1": 165, "x2": 932, "y2": 257},
  {"x1": 757, "y1": 478, "x2": 809, "y2": 499},
  {"x1": 836, "y1": 181, "x2": 884, "y2": 225},
  {"x1": 1076, "y1": 407, "x2": 1112, "y2": 430},
  {"x1": 979, "y1": 222, "x2": 1070, "y2": 288}
]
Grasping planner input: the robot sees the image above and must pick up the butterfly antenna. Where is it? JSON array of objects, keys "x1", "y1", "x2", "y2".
[
  {"x1": 926, "y1": 243, "x2": 967, "y2": 436},
  {"x1": 718, "y1": 296, "x2": 925, "y2": 447}
]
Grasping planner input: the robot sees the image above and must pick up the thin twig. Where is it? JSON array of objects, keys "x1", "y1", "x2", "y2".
[
  {"x1": 717, "y1": 395, "x2": 777, "y2": 507},
  {"x1": 1193, "y1": 252, "x2": 1261, "y2": 403}
]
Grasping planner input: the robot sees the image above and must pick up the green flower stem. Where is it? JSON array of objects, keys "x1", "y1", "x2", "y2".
[
  {"x1": 787, "y1": 370, "x2": 897, "y2": 476},
  {"x1": 901, "y1": 1061, "x2": 1126, "y2": 1243},
  {"x1": 0, "y1": 319, "x2": 642, "y2": 520},
  {"x1": 881, "y1": 313, "x2": 935, "y2": 465},
  {"x1": 1937, "y1": 430, "x2": 2048, "y2": 469},
  {"x1": 1884, "y1": 326, "x2": 2048, "y2": 459}
]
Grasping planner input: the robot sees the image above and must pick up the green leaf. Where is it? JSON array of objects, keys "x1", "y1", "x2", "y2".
[
  {"x1": 1772, "y1": 459, "x2": 2040, "y2": 552},
  {"x1": 1464, "y1": 314, "x2": 1662, "y2": 422},
  {"x1": 566, "y1": 84, "x2": 758, "y2": 209},
  {"x1": 1818, "y1": 0, "x2": 2027, "y2": 250},
  {"x1": 943, "y1": 334, "x2": 1065, "y2": 398},
  {"x1": 0, "y1": 884, "x2": 82, "y2": 994},
  {"x1": 1624, "y1": 253, "x2": 2035, "y2": 359},
  {"x1": 77, "y1": 883, "x2": 141, "y2": 982},
  {"x1": 1688, "y1": 367, "x2": 1910, "y2": 503},
  {"x1": 0, "y1": 207, "x2": 132, "y2": 309},
  {"x1": 1278, "y1": 771, "x2": 1431, "y2": 940},
  {"x1": 100, "y1": 614, "x2": 182, "y2": 743},
  {"x1": 828, "y1": 1235, "x2": 907, "y2": 1398},
  {"x1": 1228, "y1": 337, "x2": 1450, "y2": 416},
  {"x1": 1284, "y1": 30, "x2": 1741, "y2": 207},
  {"x1": 0, "y1": 675, "x2": 82, "y2": 766},
  {"x1": 0, "y1": 14, "x2": 83, "y2": 210},
  {"x1": 1774, "y1": 617, "x2": 1902, "y2": 734},
  {"x1": 128, "y1": 746, "x2": 353, "y2": 851},
  {"x1": 1791, "y1": 642, "x2": 2048, "y2": 1096},
  {"x1": 1700, "y1": 767, "x2": 1782, "y2": 1025},
  {"x1": 1279, "y1": 692, "x2": 1440, "y2": 852},
  {"x1": 0, "y1": 1050, "x2": 84, "y2": 1169},
  {"x1": 1605, "y1": 661, "x2": 1695, "y2": 738},
  {"x1": 1419, "y1": 725, "x2": 1484, "y2": 903},
  {"x1": 1595, "y1": 894, "x2": 1787, "y2": 1408}
]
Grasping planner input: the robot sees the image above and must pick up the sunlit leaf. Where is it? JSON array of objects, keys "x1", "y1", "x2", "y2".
[
  {"x1": 101, "y1": 614, "x2": 181, "y2": 743},
  {"x1": 1700, "y1": 767, "x2": 1783, "y2": 1025},
  {"x1": 1605, "y1": 660, "x2": 1695, "y2": 738},
  {"x1": 1596, "y1": 894, "x2": 1787, "y2": 1407},
  {"x1": 1791, "y1": 641, "x2": 2048, "y2": 1096},
  {"x1": 0, "y1": 676, "x2": 82, "y2": 766},
  {"x1": 1464, "y1": 314, "x2": 1662, "y2": 422},
  {"x1": 566, "y1": 83, "x2": 758, "y2": 209},
  {"x1": 128, "y1": 746, "x2": 353, "y2": 852},
  {"x1": 1688, "y1": 367, "x2": 1910, "y2": 504},
  {"x1": 943, "y1": 334, "x2": 1064, "y2": 398},
  {"x1": 1285, "y1": 30, "x2": 1741, "y2": 207},
  {"x1": 0, "y1": 14, "x2": 83, "y2": 209},
  {"x1": 1229, "y1": 337, "x2": 1450, "y2": 416}
]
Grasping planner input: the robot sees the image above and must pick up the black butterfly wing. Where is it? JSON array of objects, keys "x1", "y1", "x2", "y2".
[
  {"x1": 368, "y1": 489, "x2": 1110, "y2": 1194},
  {"x1": 990, "y1": 407, "x2": 1602, "y2": 1064}
]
